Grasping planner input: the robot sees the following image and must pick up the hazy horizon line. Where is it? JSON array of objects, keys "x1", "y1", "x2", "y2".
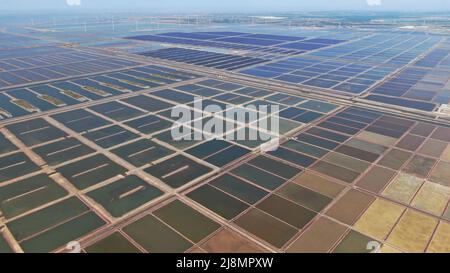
[{"x1": 1, "y1": 8, "x2": 450, "y2": 14}]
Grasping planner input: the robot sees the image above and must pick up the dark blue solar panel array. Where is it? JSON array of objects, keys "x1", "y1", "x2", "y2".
[
  {"x1": 241, "y1": 34, "x2": 444, "y2": 100},
  {"x1": 364, "y1": 41, "x2": 450, "y2": 111},
  {"x1": 127, "y1": 31, "x2": 346, "y2": 56},
  {"x1": 241, "y1": 56, "x2": 398, "y2": 94},
  {"x1": 128, "y1": 32, "x2": 347, "y2": 72},
  {"x1": 308, "y1": 34, "x2": 440, "y2": 65},
  {"x1": 138, "y1": 47, "x2": 268, "y2": 70}
]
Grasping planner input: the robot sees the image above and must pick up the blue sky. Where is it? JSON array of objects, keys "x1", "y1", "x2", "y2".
[{"x1": 0, "y1": 0, "x2": 449, "y2": 12}]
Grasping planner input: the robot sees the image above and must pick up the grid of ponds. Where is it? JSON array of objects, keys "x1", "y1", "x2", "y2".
[
  {"x1": 362, "y1": 39, "x2": 450, "y2": 111},
  {"x1": 1, "y1": 74, "x2": 450, "y2": 253},
  {"x1": 184, "y1": 105, "x2": 450, "y2": 253},
  {"x1": 0, "y1": 46, "x2": 142, "y2": 89},
  {"x1": 127, "y1": 31, "x2": 346, "y2": 56},
  {"x1": 128, "y1": 32, "x2": 348, "y2": 70},
  {"x1": 127, "y1": 31, "x2": 450, "y2": 113},
  {"x1": 241, "y1": 34, "x2": 443, "y2": 102},
  {"x1": 0, "y1": 33, "x2": 55, "y2": 50},
  {"x1": 138, "y1": 47, "x2": 269, "y2": 71},
  {"x1": 0, "y1": 65, "x2": 200, "y2": 120},
  {"x1": 1, "y1": 23, "x2": 450, "y2": 253},
  {"x1": 0, "y1": 77, "x2": 343, "y2": 252}
]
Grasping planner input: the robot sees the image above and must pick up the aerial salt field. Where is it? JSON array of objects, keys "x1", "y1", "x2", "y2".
[{"x1": 1, "y1": 10, "x2": 450, "y2": 254}]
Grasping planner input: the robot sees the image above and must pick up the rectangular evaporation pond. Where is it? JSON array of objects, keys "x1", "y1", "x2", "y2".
[
  {"x1": 265, "y1": 93, "x2": 306, "y2": 106},
  {"x1": 334, "y1": 83, "x2": 369, "y2": 94},
  {"x1": 32, "y1": 137, "x2": 95, "y2": 166},
  {"x1": 13, "y1": 70, "x2": 47, "y2": 82},
  {"x1": 257, "y1": 117, "x2": 301, "y2": 135},
  {"x1": 56, "y1": 154, "x2": 127, "y2": 190},
  {"x1": 90, "y1": 75, "x2": 142, "y2": 92},
  {"x1": 323, "y1": 152, "x2": 371, "y2": 174},
  {"x1": 312, "y1": 160, "x2": 361, "y2": 184},
  {"x1": 111, "y1": 139, "x2": 174, "y2": 167},
  {"x1": 268, "y1": 147, "x2": 317, "y2": 168},
  {"x1": 84, "y1": 232, "x2": 141, "y2": 253},
  {"x1": 7, "y1": 89, "x2": 56, "y2": 112},
  {"x1": 154, "y1": 129, "x2": 202, "y2": 150},
  {"x1": 246, "y1": 155, "x2": 301, "y2": 180},
  {"x1": 154, "y1": 199, "x2": 220, "y2": 243},
  {"x1": 365, "y1": 95, "x2": 436, "y2": 112},
  {"x1": 6, "y1": 118, "x2": 67, "y2": 147},
  {"x1": 146, "y1": 64, "x2": 199, "y2": 79},
  {"x1": 211, "y1": 82, "x2": 243, "y2": 92},
  {"x1": 298, "y1": 100, "x2": 339, "y2": 114},
  {"x1": 275, "y1": 74, "x2": 309, "y2": 84},
  {"x1": 89, "y1": 101, "x2": 145, "y2": 122},
  {"x1": 256, "y1": 194, "x2": 317, "y2": 229},
  {"x1": 122, "y1": 214, "x2": 192, "y2": 253},
  {"x1": 212, "y1": 93, "x2": 254, "y2": 105},
  {"x1": 124, "y1": 115, "x2": 172, "y2": 135},
  {"x1": 188, "y1": 80, "x2": 221, "y2": 89},
  {"x1": 279, "y1": 107, "x2": 307, "y2": 119},
  {"x1": 121, "y1": 95, "x2": 173, "y2": 112},
  {"x1": 0, "y1": 72, "x2": 29, "y2": 85},
  {"x1": 333, "y1": 230, "x2": 377, "y2": 253},
  {"x1": 226, "y1": 127, "x2": 274, "y2": 149},
  {"x1": 317, "y1": 120, "x2": 361, "y2": 136},
  {"x1": 327, "y1": 116, "x2": 368, "y2": 130},
  {"x1": 6, "y1": 197, "x2": 106, "y2": 253},
  {"x1": 82, "y1": 125, "x2": 139, "y2": 149},
  {"x1": 187, "y1": 140, "x2": 251, "y2": 167},
  {"x1": 234, "y1": 208, "x2": 298, "y2": 249},
  {"x1": 335, "y1": 141, "x2": 384, "y2": 163},
  {"x1": 295, "y1": 133, "x2": 340, "y2": 150},
  {"x1": 151, "y1": 89, "x2": 196, "y2": 104},
  {"x1": 144, "y1": 155, "x2": 212, "y2": 188},
  {"x1": 303, "y1": 78, "x2": 339, "y2": 89},
  {"x1": 0, "y1": 133, "x2": 18, "y2": 156},
  {"x1": 185, "y1": 139, "x2": 230, "y2": 158},
  {"x1": 0, "y1": 60, "x2": 20, "y2": 71},
  {"x1": 276, "y1": 182, "x2": 332, "y2": 212},
  {"x1": 306, "y1": 127, "x2": 350, "y2": 143},
  {"x1": 0, "y1": 173, "x2": 68, "y2": 219},
  {"x1": 176, "y1": 85, "x2": 222, "y2": 97},
  {"x1": 72, "y1": 78, "x2": 122, "y2": 96},
  {"x1": 108, "y1": 72, "x2": 160, "y2": 89},
  {"x1": 240, "y1": 68, "x2": 283, "y2": 78},
  {"x1": 281, "y1": 139, "x2": 329, "y2": 159},
  {"x1": 0, "y1": 93, "x2": 29, "y2": 118},
  {"x1": 86, "y1": 175, "x2": 163, "y2": 218},
  {"x1": 130, "y1": 67, "x2": 179, "y2": 84},
  {"x1": 230, "y1": 163, "x2": 286, "y2": 191},
  {"x1": 209, "y1": 173, "x2": 269, "y2": 205},
  {"x1": 29, "y1": 85, "x2": 80, "y2": 106},
  {"x1": 0, "y1": 152, "x2": 40, "y2": 184},
  {"x1": 186, "y1": 98, "x2": 228, "y2": 113},
  {"x1": 187, "y1": 184, "x2": 249, "y2": 220},
  {"x1": 51, "y1": 82, "x2": 103, "y2": 100},
  {"x1": 51, "y1": 109, "x2": 111, "y2": 133}
]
